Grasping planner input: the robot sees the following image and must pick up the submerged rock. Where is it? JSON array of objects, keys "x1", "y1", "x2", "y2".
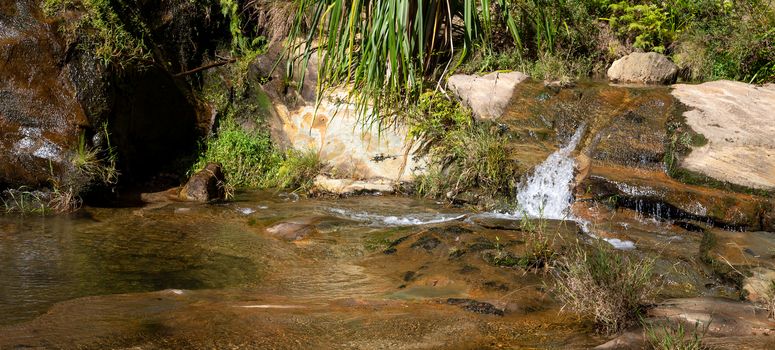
[
  {"x1": 446, "y1": 298, "x2": 504, "y2": 316},
  {"x1": 411, "y1": 235, "x2": 442, "y2": 252},
  {"x1": 607, "y1": 52, "x2": 678, "y2": 84},
  {"x1": 179, "y1": 163, "x2": 226, "y2": 202},
  {"x1": 447, "y1": 71, "x2": 529, "y2": 120},
  {"x1": 266, "y1": 218, "x2": 319, "y2": 241},
  {"x1": 672, "y1": 80, "x2": 775, "y2": 190}
]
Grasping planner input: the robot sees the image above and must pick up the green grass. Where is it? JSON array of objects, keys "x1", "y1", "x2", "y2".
[
  {"x1": 1, "y1": 188, "x2": 50, "y2": 215},
  {"x1": 411, "y1": 91, "x2": 520, "y2": 203},
  {"x1": 644, "y1": 320, "x2": 711, "y2": 350},
  {"x1": 517, "y1": 209, "x2": 558, "y2": 270},
  {"x1": 192, "y1": 119, "x2": 282, "y2": 188},
  {"x1": 191, "y1": 119, "x2": 324, "y2": 192},
  {"x1": 265, "y1": 149, "x2": 324, "y2": 192}
]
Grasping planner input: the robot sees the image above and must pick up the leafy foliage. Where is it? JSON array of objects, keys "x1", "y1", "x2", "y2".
[
  {"x1": 605, "y1": 1, "x2": 672, "y2": 53},
  {"x1": 193, "y1": 119, "x2": 282, "y2": 188},
  {"x1": 42, "y1": 0, "x2": 152, "y2": 68},
  {"x1": 266, "y1": 149, "x2": 324, "y2": 192},
  {"x1": 287, "y1": 0, "x2": 520, "y2": 126},
  {"x1": 412, "y1": 92, "x2": 520, "y2": 202},
  {"x1": 192, "y1": 119, "x2": 323, "y2": 191}
]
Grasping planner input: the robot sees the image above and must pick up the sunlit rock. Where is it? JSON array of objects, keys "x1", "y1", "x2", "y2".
[
  {"x1": 607, "y1": 52, "x2": 678, "y2": 84},
  {"x1": 447, "y1": 71, "x2": 528, "y2": 120},
  {"x1": 672, "y1": 80, "x2": 775, "y2": 190},
  {"x1": 312, "y1": 175, "x2": 395, "y2": 195}
]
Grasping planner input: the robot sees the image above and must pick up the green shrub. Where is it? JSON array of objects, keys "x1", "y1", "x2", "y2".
[
  {"x1": 605, "y1": 1, "x2": 673, "y2": 53},
  {"x1": 192, "y1": 119, "x2": 282, "y2": 188},
  {"x1": 192, "y1": 120, "x2": 324, "y2": 192},
  {"x1": 266, "y1": 149, "x2": 323, "y2": 192},
  {"x1": 552, "y1": 242, "x2": 659, "y2": 334},
  {"x1": 413, "y1": 92, "x2": 520, "y2": 202}
]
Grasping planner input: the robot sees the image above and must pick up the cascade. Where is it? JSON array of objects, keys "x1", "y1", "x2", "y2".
[{"x1": 516, "y1": 125, "x2": 586, "y2": 219}]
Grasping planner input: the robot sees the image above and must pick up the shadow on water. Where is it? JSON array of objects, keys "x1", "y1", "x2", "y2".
[{"x1": 0, "y1": 209, "x2": 261, "y2": 325}]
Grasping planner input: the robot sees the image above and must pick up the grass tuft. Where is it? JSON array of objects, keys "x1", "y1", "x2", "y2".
[
  {"x1": 412, "y1": 91, "x2": 520, "y2": 204},
  {"x1": 644, "y1": 319, "x2": 711, "y2": 350},
  {"x1": 552, "y1": 241, "x2": 659, "y2": 334}
]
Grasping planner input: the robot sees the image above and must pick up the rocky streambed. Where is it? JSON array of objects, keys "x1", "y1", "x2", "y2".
[{"x1": 0, "y1": 190, "x2": 773, "y2": 349}]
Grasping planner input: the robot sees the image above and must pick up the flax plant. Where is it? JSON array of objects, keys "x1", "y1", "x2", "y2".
[{"x1": 287, "y1": 0, "x2": 520, "y2": 127}]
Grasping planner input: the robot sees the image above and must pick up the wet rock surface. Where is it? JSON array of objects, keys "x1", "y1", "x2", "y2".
[
  {"x1": 0, "y1": 0, "x2": 87, "y2": 187},
  {"x1": 1, "y1": 192, "x2": 774, "y2": 348},
  {"x1": 178, "y1": 163, "x2": 226, "y2": 202},
  {"x1": 0, "y1": 0, "x2": 222, "y2": 189},
  {"x1": 577, "y1": 166, "x2": 775, "y2": 231},
  {"x1": 598, "y1": 297, "x2": 775, "y2": 349}
]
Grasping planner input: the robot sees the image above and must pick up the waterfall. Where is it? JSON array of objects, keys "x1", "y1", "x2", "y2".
[{"x1": 516, "y1": 125, "x2": 586, "y2": 220}]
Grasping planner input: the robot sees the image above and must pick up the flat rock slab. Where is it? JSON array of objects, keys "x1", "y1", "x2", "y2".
[
  {"x1": 597, "y1": 297, "x2": 775, "y2": 349},
  {"x1": 447, "y1": 71, "x2": 528, "y2": 120},
  {"x1": 672, "y1": 80, "x2": 775, "y2": 190}
]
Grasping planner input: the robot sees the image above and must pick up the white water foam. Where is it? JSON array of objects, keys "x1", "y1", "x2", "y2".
[
  {"x1": 512, "y1": 124, "x2": 636, "y2": 250},
  {"x1": 516, "y1": 125, "x2": 586, "y2": 220},
  {"x1": 328, "y1": 208, "x2": 466, "y2": 227}
]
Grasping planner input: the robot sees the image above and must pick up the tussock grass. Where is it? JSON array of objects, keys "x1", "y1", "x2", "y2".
[
  {"x1": 552, "y1": 241, "x2": 659, "y2": 334},
  {"x1": 645, "y1": 319, "x2": 711, "y2": 350}
]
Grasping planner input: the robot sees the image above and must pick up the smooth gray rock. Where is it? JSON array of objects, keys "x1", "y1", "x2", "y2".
[
  {"x1": 672, "y1": 80, "x2": 775, "y2": 190},
  {"x1": 607, "y1": 52, "x2": 678, "y2": 84},
  {"x1": 447, "y1": 71, "x2": 528, "y2": 120}
]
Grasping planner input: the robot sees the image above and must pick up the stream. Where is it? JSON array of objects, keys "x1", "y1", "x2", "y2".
[{"x1": 1, "y1": 81, "x2": 774, "y2": 349}]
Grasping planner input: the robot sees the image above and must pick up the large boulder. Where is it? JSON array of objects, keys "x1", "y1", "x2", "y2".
[
  {"x1": 0, "y1": 0, "x2": 88, "y2": 188},
  {"x1": 0, "y1": 0, "x2": 221, "y2": 191},
  {"x1": 607, "y1": 52, "x2": 679, "y2": 84},
  {"x1": 270, "y1": 89, "x2": 423, "y2": 184},
  {"x1": 672, "y1": 80, "x2": 775, "y2": 190},
  {"x1": 250, "y1": 42, "x2": 420, "y2": 188},
  {"x1": 447, "y1": 71, "x2": 528, "y2": 120}
]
